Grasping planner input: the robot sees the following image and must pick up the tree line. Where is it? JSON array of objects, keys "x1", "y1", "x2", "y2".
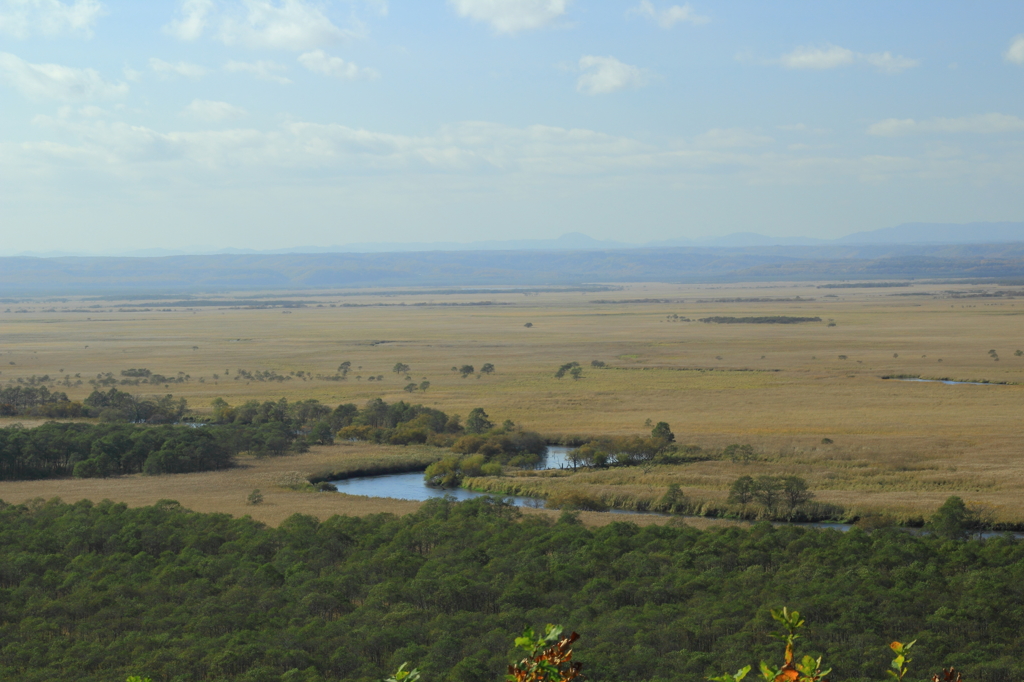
[
  {"x1": 0, "y1": 394, "x2": 542, "y2": 483},
  {"x1": 0, "y1": 496, "x2": 1021, "y2": 682}
]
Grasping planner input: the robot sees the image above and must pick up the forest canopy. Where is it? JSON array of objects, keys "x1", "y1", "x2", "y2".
[{"x1": 0, "y1": 497, "x2": 1020, "y2": 682}]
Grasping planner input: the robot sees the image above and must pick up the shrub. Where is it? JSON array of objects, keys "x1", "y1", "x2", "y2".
[{"x1": 545, "y1": 490, "x2": 608, "y2": 512}]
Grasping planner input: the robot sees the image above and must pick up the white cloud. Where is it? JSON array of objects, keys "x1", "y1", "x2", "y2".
[
  {"x1": 780, "y1": 45, "x2": 855, "y2": 70},
  {"x1": 868, "y1": 113, "x2": 1024, "y2": 137},
  {"x1": 149, "y1": 57, "x2": 208, "y2": 79},
  {"x1": 629, "y1": 1, "x2": 708, "y2": 28},
  {"x1": 182, "y1": 99, "x2": 247, "y2": 122},
  {"x1": 0, "y1": 0, "x2": 103, "y2": 38},
  {"x1": 863, "y1": 51, "x2": 919, "y2": 74},
  {"x1": 17, "y1": 114, "x2": 1024, "y2": 200},
  {"x1": 224, "y1": 59, "x2": 291, "y2": 84},
  {"x1": 219, "y1": 0, "x2": 354, "y2": 50},
  {"x1": 1006, "y1": 35, "x2": 1024, "y2": 65},
  {"x1": 164, "y1": 0, "x2": 212, "y2": 41},
  {"x1": 298, "y1": 49, "x2": 376, "y2": 79},
  {"x1": 694, "y1": 128, "x2": 773, "y2": 149},
  {"x1": 449, "y1": 0, "x2": 569, "y2": 34},
  {"x1": 576, "y1": 55, "x2": 647, "y2": 95},
  {"x1": 779, "y1": 44, "x2": 918, "y2": 73},
  {"x1": 0, "y1": 51, "x2": 127, "y2": 101}
]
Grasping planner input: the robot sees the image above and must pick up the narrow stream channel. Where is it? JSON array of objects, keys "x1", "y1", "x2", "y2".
[
  {"x1": 327, "y1": 447, "x2": 1019, "y2": 536},
  {"x1": 328, "y1": 447, "x2": 853, "y2": 525},
  {"x1": 329, "y1": 446, "x2": 573, "y2": 508}
]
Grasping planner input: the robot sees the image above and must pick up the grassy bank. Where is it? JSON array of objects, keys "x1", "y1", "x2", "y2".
[
  {"x1": 306, "y1": 444, "x2": 446, "y2": 483},
  {"x1": 463, "y1": 468, "x2": 851, "y2": 523}
]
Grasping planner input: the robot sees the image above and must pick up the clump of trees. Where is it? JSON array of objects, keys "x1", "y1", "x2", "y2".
[
  {"x1": 699, "y1": 316, "x2": 823, "y2": 324},
  {"x1": 84, "y1": 388, "x2": 188, "y2": 423},
  {"x1": 424, "y1": 408, "x2": 547, "y2": 487},
  {"x1": 564, "y1": 422, "x2": 678, "y2": 471},
  {"x1": 0, "y1": 385, "x2": 84, "y2": 418},
  {"x1": 728, "y1": 475, "x2": 813, "y2": 516},
  {"x1": 0, "y1": 386, "x2": 188, "y2": 422},
  {"x1": 554, "y1": 362, "x2": 583, "y2": 380},
  {"x1": 0, "y1": 422, "x2": 233, "y2": 479}
]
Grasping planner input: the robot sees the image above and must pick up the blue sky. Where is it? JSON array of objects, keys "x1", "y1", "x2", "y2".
[{"x1": 1, "y1": 0, "x2": 1023, "y2": 254}]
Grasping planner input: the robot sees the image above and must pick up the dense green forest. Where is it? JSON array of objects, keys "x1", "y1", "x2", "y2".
[
  {"x1": 0, "y1": 496, "x2": 1021, "y2": 682},
  {"x1": 0, "y1": 395, "x2": 547, "y2": 483}
]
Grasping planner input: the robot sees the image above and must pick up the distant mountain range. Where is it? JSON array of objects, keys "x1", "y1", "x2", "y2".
[
  {"x1": 5, "y1": 241, "x2": 1024, "y2": 295},
  {"x1": 9, "y1": 222, "x2": 1024, "y2": 258}
]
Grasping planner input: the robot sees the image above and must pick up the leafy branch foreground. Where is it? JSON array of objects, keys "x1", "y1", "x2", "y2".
[{"x1": 389, "y1": 613, "x2": 962, "y2": 682}]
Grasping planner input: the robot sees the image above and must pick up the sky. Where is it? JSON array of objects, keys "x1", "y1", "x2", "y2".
[{"x1": 1, "y1": 0, "x2": 1023, "y2": 254}]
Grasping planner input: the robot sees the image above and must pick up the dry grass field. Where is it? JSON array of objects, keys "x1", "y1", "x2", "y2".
[{"x1": 2, "y1": 280, "x2": 1023, "y2": 523}]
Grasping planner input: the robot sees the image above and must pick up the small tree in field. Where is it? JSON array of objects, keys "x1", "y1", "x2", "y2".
[
  {"x1": 555, "y1": 362, "x2": 580, "y2": 379},
  {"x1": 247, "y1": 489, "x2": 263, "y2": 505},
  {"x1": 481, "y1": 363, "x2": 495, "y2": 374},
  {"x1": 728, "y1": 476, "x2": 756, "y2": 505},
  {"x1": 753, "y1": 476, "x2": 784, "y2": 514},
  {"x1": 459, "y1": 365, "x2": 475, "y2": 378},
  {"x1": 651, "y1": 421, "x2": 675, "y2": 442},
  {"x1": 465, "y1": 407, "x2": 493, "y2": 434}
]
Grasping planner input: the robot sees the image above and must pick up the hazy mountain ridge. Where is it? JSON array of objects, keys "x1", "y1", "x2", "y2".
[
  {"x1": 8, "y1": 222, "x2": 1024, "y2": 258},
  {"x1": 5, "y1": 242, "x2": 1024, "y2": 295}
]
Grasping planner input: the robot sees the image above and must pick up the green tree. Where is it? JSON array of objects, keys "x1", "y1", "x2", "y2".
[
  {"x1": 928, "y1": 495, "x2": 978, "y2": 540},
  {"x1": 480, "y1": 363, "x2": 495, "y2": 374},
  {"x1": 753, "y1": 475, "x2": 784, "y2": 513},
  {"x1": 555, "y1": 362, "x2": 580, "y2": 379},
  {"x1": 724, "y1": 443, "x2": 755, "y2": 463},
  {"x1": 659, "y1": 483, "x2": 687, "y2": 512},
  {"x1": 651, "y1": 421, "x2": 675, "y2": 442},
  {"x1": 782, "y1": 476, "x2": 813, "y2": 509},
  {"x1": 459, "y1": 365, "x2": 475, "y2": 378},
  {"x1": 309, "y1": 421, "x2": 334, "y2": 445},
  {"x1": 247, "y1": 489, "x2": 263, "y2": 505},
  {"x1": 464, "y1": 407, "x2": 493, "y2": 434},
  {"x1": 393, "y1": 362, "x2": 411, "y2": 374},
  {"x1": 419, "y1": 380, "x2": 430, "y2": 392},
  {"x1": 728, "y1": 475, "x2": 756, "y2": 505}
]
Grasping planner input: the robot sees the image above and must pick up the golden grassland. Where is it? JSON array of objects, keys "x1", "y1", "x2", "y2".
[{"x1": 1, "y1": 280, "x2": 1024, "y2": 523}]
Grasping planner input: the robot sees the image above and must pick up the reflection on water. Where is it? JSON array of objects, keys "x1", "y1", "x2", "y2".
[
  {"x1": 329, "y1": 471, "x2": 545, "y2": 507},
  {"x1": 329, "y1": 446, "x2": 574, "y2": 505},
  {"x1": 538, "y1": 445, "x2": 573, "y2": 470}
]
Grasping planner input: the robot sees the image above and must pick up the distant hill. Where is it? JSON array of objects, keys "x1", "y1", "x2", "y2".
[
  {"x1": 5, "y1": 242, "x2": 1024, "y2": 295},
  {"x1": 12, "y1": 222, "x2": 1024, "y2": 259},
  {"x1": 836, "y1": 222, "x2": 1024, "y2": 245}
]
